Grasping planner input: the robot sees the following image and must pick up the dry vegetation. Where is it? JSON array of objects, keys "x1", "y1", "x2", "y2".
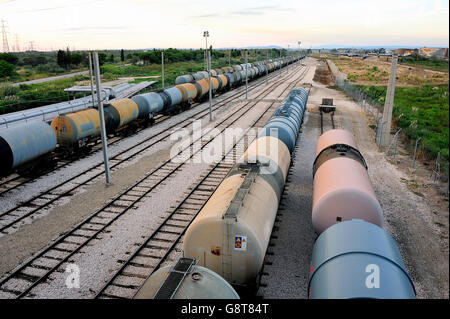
[{"x1": 331, "y1": 56, "x2": 448, "y2": 86}]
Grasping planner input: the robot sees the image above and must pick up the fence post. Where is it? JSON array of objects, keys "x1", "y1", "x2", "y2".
[
  {"x1": 412, "y1": 137, "x2": 422, "y2": 168},
  {"x1": 430, "y1": 151, "x2": 441, "y2": 182}
]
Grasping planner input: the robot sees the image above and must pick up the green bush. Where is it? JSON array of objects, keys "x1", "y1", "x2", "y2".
[
  {"x1": 35, "y1": 62, "x2": 66, "y2": 74},
  {"x1": 0, "y1": 60, "x2": 15, "y2": 77}
]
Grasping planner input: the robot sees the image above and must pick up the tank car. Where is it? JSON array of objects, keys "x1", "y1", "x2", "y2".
[
  {"x1": 134, "y1": 258, "x2": 239, "y2": 299},
  {"x1": 308, "y1": 219, "x2": 416, "y2": 299},
  {"x1": 182, "y1": 87, "x2": 308, "y2": 287},
  {"x1": 103, "y1": 98, "x2": 139, "y2": 133},
  {"x1": 312, "y1": 129, "x2": 383, "y2": 234},
  {"x1": 51, "y1": 108, "x2": 101, "y2": 149},
  {"x1": 0, "y1": 122, "x2": 56, "y2": 177}
]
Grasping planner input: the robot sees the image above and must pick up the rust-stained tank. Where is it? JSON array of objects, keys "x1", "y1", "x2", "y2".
[
  {"x1": 217, "y1": 74, "x2": 228, "y2": 89},
  {"x1": 103, "y1": 98, "x2": 139, "y2": 132},
  {"x1": 312, "y1": 129, "x2": 383, "y2": 234},
  {"x1": 134, "y1": 258, "x2": 239, "y2": 299},
  {"x1": 196, "y1": 78, "x2": 210, "y2": 99},
  {"x1": 210, "y1": 77, "x2": 219, "y2": 91},
  {"x1": 51, "y1": 108, "x2": 100, "y2": 147}
]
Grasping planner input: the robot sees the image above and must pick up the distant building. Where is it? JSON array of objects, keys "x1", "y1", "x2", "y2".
[
  {"x1": 392, "y1": 48, "x2": 419, "y2": 56},
  {"x1": 419, "y1": 47, "x2": 449, "y2": 59}
]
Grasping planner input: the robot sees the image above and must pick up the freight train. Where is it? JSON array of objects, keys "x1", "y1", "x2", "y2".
[
  {"x1": 0, "y1": 56, "x2": 302, "y2": 178},
  {"x1": 134, "y1": 87, "x2": 309, "y2": 299},
  {"x1": 308, "y1": 129, "x2": 416, "y2": 299}
]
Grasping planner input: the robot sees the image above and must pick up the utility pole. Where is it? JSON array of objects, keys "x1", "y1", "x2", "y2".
[
  {"x1": 245, "y1": 50, "x2": 248, "y2": 99},
  {"x1": 203, "y1": 31, "x2": 209, "y2": 71},
  {"x1": 228, "y1": 50, "x2": 231, "y2": 66},
  {"x1": 1, "y1": 20, "x2": 9, "y2": 53},
  {"x1": 379, "y1": 54, "x2": 398, "y2": 147},
  {"x1": 266, "y1": 50, "x2": 269, "y2": 84},
  {"x1": 88, "y1": 52, "x2": 96, "y2": 108},
  {"x1": 298, "y1": 41, "x2": 301, "y2": 64},
  {"x1": 208, "y1": 50, "x2": 213, "y2": 121},
  {"x1": 161, "y1": 51, "x2": 165, "y2": 89},
  {"x1": 93, "y1": 51, "x2": 111, "y2": 185},
  {"x1": 279, "y1": 50, "x2": 282, "y2": 76}
]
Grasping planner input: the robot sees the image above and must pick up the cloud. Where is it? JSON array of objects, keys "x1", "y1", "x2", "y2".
[
  {"x1": 230, "y1": 5, "x2": 291, "y2": 15},
  {"x1": 15, "y1": 0, "x2": 103, "y2": 13},
  {"x1": 190, "y1": 4, "x2": 293, "y2": 18}
]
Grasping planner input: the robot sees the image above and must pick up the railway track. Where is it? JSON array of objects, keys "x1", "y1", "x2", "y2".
[
  {"x1": 0, "y1": 60, "x2": 300, "y2": 198},
  {"x1": 320, "y1": 109, "x2": 335, "y2": 134},
  {"x1": 94, "y1": 67, "x2": 310, "y2": 299},
  {"x1": 0, "y1": 65, "x2": 309, "y2": 299},
  {"x1": 0, "y1": 63, "x2": 304, "y2": 236}
]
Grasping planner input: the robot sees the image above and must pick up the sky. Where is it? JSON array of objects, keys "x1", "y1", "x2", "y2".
[{"x1": 0, "y1": 0, "x2": 448, "y2": 51}]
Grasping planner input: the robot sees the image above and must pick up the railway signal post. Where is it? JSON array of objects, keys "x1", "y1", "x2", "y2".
[
  {"x1": 88, "y1": 52, "x2": 96, "y2": 108},
  {"x1": 92, "y1": 51, "x2": 111, "y2": 185}
]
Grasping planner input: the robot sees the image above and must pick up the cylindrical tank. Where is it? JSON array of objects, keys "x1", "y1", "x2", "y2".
[
  {"x1": 163, "y1": 87, "x2": 183, "y2": 108},
  {"x1": 199, "y1": 71, "x2": 209, "y2": 79},
  {"x1": 183, "y1": 135, "x2": 291, "y2": 285},
  {"x1": 103, "y1": 98, "x2": 139, "y2": 132},
  {"x1": 175, "y1": 74, "x2": 194, "y2": 85},
  {"x1": 196, "y1": 78, "x2": 210, "y2": 98},
  {"x1": 224, "y1": 73, "x2": 235, "y2": 87},
  {"x1": 131, "y1": 92, "x2": 164, "y2": 118},
  {"x1": 312, "y1": 129, "x2": 383, "y2": 234},
  {"x1": 134, "y1": 259, "x2": 239, "y2": 299},
  {"x1": 0, "y1": 122, "x2": 56, "y2": 176},
  {"x1": 233, "y1": 71, "x2": 242, "y2": 84},
  {"x1": 51, "y1": 108, "x2": 100, "y2": 146},
  {"x1": 210, "y1": 77, "x2": 219, "y2": 91},
  {"x1": 308, "y1": 219, "x2": 416, "y2": 299},
  {"x1": 158, "y1": 91, "x2": 172, "y2": 109},
  {"x1": 217, "y1": 74, "x2": 228, "y2": 88},
  {"x1": 175, "y1": 84, "x2": 189, "y2": 103},
  {"x1": 257, "y1": 87, "x2": 308, "y2": 153},
  {"x1": 192, "y1": 82, "x2": 202, "y2": 100},
  {"x1": 192, "y1": 72, "x2": 204, "y2": 81}
]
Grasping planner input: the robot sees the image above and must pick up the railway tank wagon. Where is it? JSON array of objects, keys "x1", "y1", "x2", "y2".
[
  {"x1": 0, "y1": 122, "x2": 56, "y2": 177},
  {"x1": 133, "y1": 258, "x2": 239, "y2": 299},
  {"x1": 312, "y1": 129, "x2": 383, "y2": 234},
  {"x1": 131, "y1": 92, "x2": 164, "y2": 120},
  {"x1": 308, "y1": 219, "x2": 416, "y2": 299},
  {"x1": 51, "y1": 108, "x2": 101, "y2": 149},
  {"x1": 182, "y1": 88, "x2": 308, "y2": 287},
  {"x1": 308, "y1": 129, "x2": 415, "y2": 299},
  {"x1": 103, "y1": 98, "x2": 139, "y2": 133}
]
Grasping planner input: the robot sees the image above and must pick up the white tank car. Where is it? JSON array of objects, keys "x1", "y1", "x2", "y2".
[
  {"x1": 134, "y1": 258, "x2": 239, "y2": 299},
  {"x1": 182, "y1": 136, "x2": 291, "y2": 286}
]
